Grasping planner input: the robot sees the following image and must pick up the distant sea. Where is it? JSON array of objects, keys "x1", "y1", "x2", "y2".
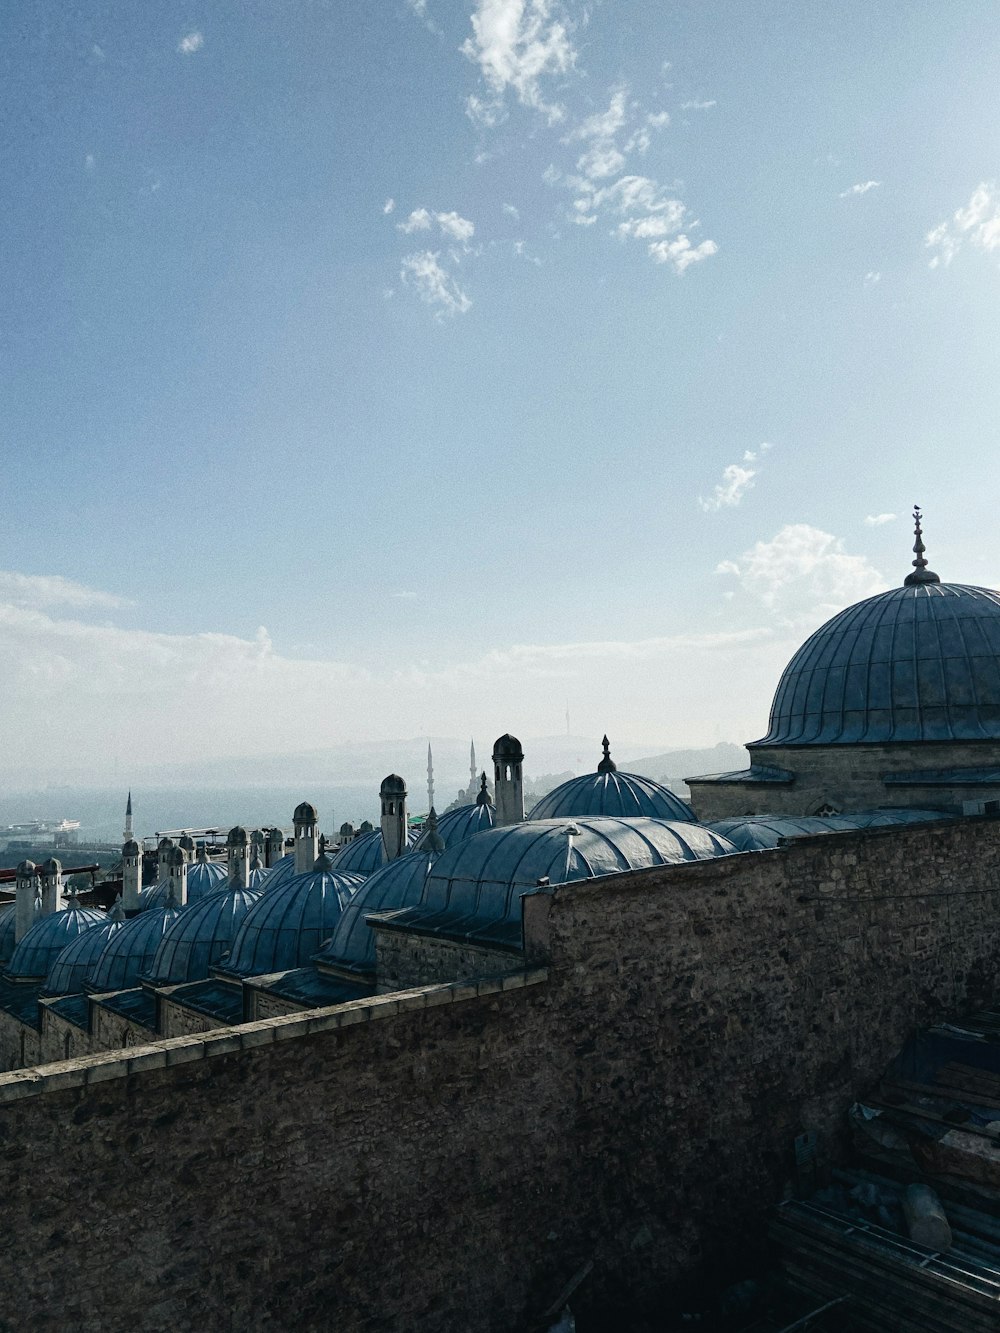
[{"x1": 0, "y1": 785, "x2": 388, "y2": 846}]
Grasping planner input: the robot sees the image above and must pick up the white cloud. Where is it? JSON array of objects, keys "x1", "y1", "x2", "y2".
[
  {"x1": 84, "y1": 154, "x2": 96, "y2": 172},
  {"x1": 383, "y1": 198, "x2": 396, "y2": 215},
  {"x1": 865, "y1": 513, "x2": 896, "y2": 527},
  {"x1": 839, "y1": 180, "x2": 881, "y2": 198},
  {"x1": 864, "y1": 270, "x2": 881, "y2": 287},
  {"x1": 648, "y1": 234, "x2": 717, "y2": 274},
  {"x1": 400, "y1": 251, "x2": 472, "y2": 315},
  {"x1": 177, "y1": 31, "x2": 203, "y2": 54},
  {"x1": 926, "y1": 182, "x2": 1000, "y2": 268},
  {"x1": 717, "y1": 525, "x2": 886, "y2": 624},
  {"x1": 503, "y1": 202, "x2": 520, "y2": 221},
  {"x1": 680, "y1": 100, "x2": 715, "y2": 110},
  {"x1": 0, "y1": 571, "x2": 133, "y2": 611},
  {"x1": 567, "y1": 88, "x2": 628, "y2": 143},
  {"x1": 397, "y1": 208, "x2": 475, "y2": 244},
  {"x1": 461, "y1": 0, "x2": 577, "y2": 125},
  {"x1": 698, "y1": 463, "x2": 756, "y2": 513}
]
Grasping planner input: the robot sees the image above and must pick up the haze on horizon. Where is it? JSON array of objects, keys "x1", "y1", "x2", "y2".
[{"x1": 2, "y1": 2, "x2": 998, "y2": 783}]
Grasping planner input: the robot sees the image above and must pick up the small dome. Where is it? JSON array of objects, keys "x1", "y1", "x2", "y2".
[
  {"x1": 147, "y1": 884, "x2": 263, "y2": 985},
  {"x1": 227, "y1": 826, "x2": 248, "y2": 847},
  {"x1": 248, "y1": 858, "x2": 269, "y2": 892},
  {"x1": 15, "y1": 860, "x2": 35, "y2": 877},
  {"x1": 314, "y1": 851, "x2": 438, "y2": 978},
  {"x1": 528, "y1": 771, "x2": 694, "y2": 822},
  {"x1": 493, "y1": 733, "x2": 523, "y2": 759},
  {"x1": 0, "y1": 899, "x2": 39, "y2": 964},
  {"x1": 380, "y1": 773, "x2": 407, "y2": 795},
  {"x1": 257, "y1": 852, "x2": 295, "y2": 892},
  {"x1": 414, "y1": 801, "x2": 495, "y2": 851},
  {"x1": 88, "y1": 902, "x2": 184, "y2": 993},
  {"x1": 757, "y1": 582, "x2": 1000, "y2": 746},
  {"x1": 141, "y1": 858, "x2": 228, "y2": 909},
  {"x1": 294, "y1": 801, "x2": 318, "y2": 823},
  {"x1": 221, "y1": 867, "x2": 364, "y2": 977},
  {"x1": 43, "y1": 914, "x2": 127, "y2": 996},
  {"x1": 390, "y1": 817, "x2": 737, "y2": 948},
  {"x1": 122, "y1": 839, "x2": 140, "y2": 857},
  {"x1": 327, "y1": 825, "x2": 419, "y2": 876},
  {"x1": 7, "y1": 905, "x2": 107, "y2": 980}
]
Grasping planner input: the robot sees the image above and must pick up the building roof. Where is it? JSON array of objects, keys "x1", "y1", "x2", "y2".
[
  {"x1": 43, "y1": 913, "x2": 126, "y2": 996},
  {"x1": 756, "y1": 582, "x2": 1000, "y2": 747},
  {"x1": 413, "y1": 801, "x2": 496, "y2": 851},
  {"x1": 314, "y1": 850, "x2": 438, "y2": 977},
  {"x1": 6, "y1": 906, "x2": 107, "y2": 981},
  {"x1": 147, "y1": 884, "x2": 263, "y2": 985},
  {"x1": 327, "y1": 826, "x2": 419, "y2": 876},
  {"x1": 87, "y1": 902, "x2": 184, "y2": 993},
  {"x1": 258, "y1": 851, "x2": 295, "y2": 892},
  {"x1": 704, "y1": 809, "x2": 952, "y2": 851},
  {"x1": 141, "y1": 858, "x2": 228, "y2": 909},
  {"x1": 528, "y1": 770, "x2": 694, "y2": 822},
  {"x1": 385, "y1": 817, "x2": 737, "y2": 948},
  {"x1": 220, "y1": 862, "x2": 364, "y2": 977},
  {"x1": 0, "y1": 900, "x2": 38, "y2": 966}
]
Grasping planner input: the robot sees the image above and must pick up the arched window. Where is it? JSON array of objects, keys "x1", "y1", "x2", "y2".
[{"x1": 814, "y1": 803, "x2": 841, "y2": 817}]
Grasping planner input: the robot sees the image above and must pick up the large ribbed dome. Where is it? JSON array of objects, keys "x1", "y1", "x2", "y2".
[
  {"x1": 141, "y1": 858, "x2": 228, "y2": 909},
  {"x1": 313, "y1": 851, "x2": 438, "y2": 978},
  {"x1": 529, "y1": 771, "x2": 693, "y2": 822},
  {"x1": 328, "y1": 826, "x2": 419, "y2": 876},
  {"x1": 147, "y1": 884, "x2": 263, "y2": 985},
  {"x1": 757, "y1": 583, "x2": 1000, "y2": 747},
  {"x1": 43, "y1": 911, "x2": 126, "y2": 996},
  {"x1": 88, "y1": 902, "x2": 184, "y2": 993},
  {"x1": 6, "y1": 906, "x2": 107, "y2": 980}
]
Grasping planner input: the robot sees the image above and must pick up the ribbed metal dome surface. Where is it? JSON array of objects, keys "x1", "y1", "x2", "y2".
[
  {"x1": 222, "y1": 864, "x2": 364, "y2": 976},
  {"x1": 141, "y1": 859, "x2": 228, "y2": 909},
  {"x1": 0, "y1": 900, "x2": 39, "y2": 965},
  {"x1": 328, "y1": 826, "x2": 419, "y2": 875},
  {"x1": 314, "y1": 852, "x2": 438, "y2": 976},
  {"x1": 389, "y1": 817, "x2": 737, "y2": 947},
  {"x1": 757, "y1": 583, "x2": 1000, "y2": 746},
  {"x1": 258, "y1": 852, "x2": 295, "y2": 891},
  {"x1": 88, "y1": 903, "x2": 184, "y2": 993},
  {"x1": 528, "y1": 771, "x2": 694, "y2": 822},
  {"x1": 43, "y1": 915, "x2": 126, "y2": 996},
  {"x1": 413, "y1": 802, "x2": 496, "y2": 851},
  {"x1": 705, "y1": 809, "x2": 951, "y2": 852},
  {"x1": 148, "y1": 885, "x2": 263, "y2": 985},
  {"x1": 7, "y1": 906, "x2": 107, "y2": 980}
]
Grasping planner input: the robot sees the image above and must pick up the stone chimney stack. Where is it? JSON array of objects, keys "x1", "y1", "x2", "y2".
[
  {"x1": 493, "y1": 734, "x2": 525, "y2": 827},
  {"x1": 167, "y1": 846, "x2": 188, "y2": 907},
  {"x1": 227, "y1": 826, "x2": 250, "y2": 889},
  {"x1": 14, "y1": 861, "x2": 36, "y2": 944},
  {"x1": 157, "y1": 837, "x2": 175, "y2": 880},
  {"x1": 266, "y1": 826, "x2": 285, "y2": 868},
  {"x1": 122, "y1": 839, "x2": 142, "y2": 913},
  {"x1": 293, "y1": 803, "x2": 319, "y2": 876},
  {"x1": 178, "y1": 834, "x2": 196, "y2": 863},
  {"x1": 380, "y1": 775, "x2": 408, "y2": 863},
  {"x1": 40, "y1": 858, "x2": 64, "y2": 916}
]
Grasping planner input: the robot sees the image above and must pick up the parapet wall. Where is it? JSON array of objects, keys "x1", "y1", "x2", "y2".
[{"x1": 0, "y1": 816, "x2": 997, "y2": 1331}]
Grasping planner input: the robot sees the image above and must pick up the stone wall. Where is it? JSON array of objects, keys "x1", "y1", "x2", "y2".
[
  {"x1": 158, "y1": 994, "x2": 226, "y2": 1038},
  {"x1": 688, "y1": 738, "x2": 1000, "y2": 818},
  {"x1": 90, "y1": 995, "x2": 156, "y2": 1051},
  {"x1": 0, "y1": 817, "x2": 998, "y2": 1330},
  {"x1": 374, "y1": 921, "x2": 527, "y2": 991},
  {"x1": 39, "y1": 1004, "x2": 92, "y2": 1064}
]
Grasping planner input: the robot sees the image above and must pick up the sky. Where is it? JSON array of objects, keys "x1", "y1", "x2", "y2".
[{"x1": 1, "y1": 0, "x2": 999, "y2": 782}]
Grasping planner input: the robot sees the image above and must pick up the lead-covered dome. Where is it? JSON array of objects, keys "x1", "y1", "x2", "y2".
[
  {"x1": 529, "y1": 771, "x2": 693, "y2": 821},
  {"x1": 6, "y1": 905, "x2": 107, "y2": 980},
  {"x1": 88, "y1": 901, "x2": 184, "y2": 993},
  {"x1": 147, "y1": 884, "x2": 263, "y2": 985},
  {"x1": 43, "y1": 907, "x2": 126, "y2": 996},
  {"x1": 757, "y1": 582, "x2": 1000, "y2": 747},
  {"x1": 327, "y1": 825, "x2": 419, "y2": 876},
  {"x1": 0, "y1": 900, "x2": 39, "y2": 965},
  {"x1": 141, "y1": 857, "x2": 228, "y2": 909},
  {"x1": 314, "y1": 849, "x2": 440, "y2": 978}
]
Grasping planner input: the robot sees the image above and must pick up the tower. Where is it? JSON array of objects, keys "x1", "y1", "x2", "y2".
[
  {"x1": 123, "y1": 790, "x2": 133, "y2": 843},
  {"x1": 227, "y1": 827, "x2": 250, "y2": 890},
  {"x1": 157, "y1": 838, "x2": 175, "y2": 880},
  {"x1": 14, "y1": 861, "x2": 36, "y2": 944},
  {"x1": 168, "y1": 845, "x2": 189, "y2": 907},
  {"x1": 39, "y1": 858, "x2": 64, "y2": 916},
  {"x1": 469, "y1": 739, "x2": 477, "y2": 795},
  {"x1": 267, "y1": 826, "x2": 285, "y2": 868},
  {"x1": 293, "y1": 803, "x2": 319, "y2": 875},
  {"x1": 427, "y1": 743, "x2": 435, "y2": 813},
  {"x1": 178, "y1": 834, "x2": 196, "y2": 863},
  {"x1": 380, "y1": 774, "x2": 408, "y2": 862},
  {"x1": 122, "y1": 839, "x2": 142, "y2": 913},
  {"x1": 493, "y1": 734, "x2": 525, "y2": 826}
]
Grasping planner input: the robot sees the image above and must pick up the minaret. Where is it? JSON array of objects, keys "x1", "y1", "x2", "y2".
[
  {"x1": 168, "y1": 846, "x2": 189, "y2": 907},
  {"x1": 293, "y1": 803, "x2": 319, "y2": 876},
  {"x1": 123, "y1": 791, "x2": 133, "y2": 843},
  {"x1": 14, "y1": 861, "x2": 36, "y2": 944},
  {"x1": 227, "y1": 826, "x2": 250, "y2": 889},
  {"x1": 493, "y1": 734, "x2": 525, "y2": 826},
  {"x1": 469, "y1": 740, "x2": 477, "y2": 796},
  {"x1": 903, "y1": 504, "x2": 941, "y2": 586},
  {"x1": 380, "y1": 774, "x2": 408, "y2": 862},
  {"x1": 122, "y1": 839, "x2": 142, "y2": 913},
  {"x1": 39, "y1": 858, "x2": 64, "y2": 916},
  {"x1": 427, "y1": 743, "x2": 435, "y2": 813}
]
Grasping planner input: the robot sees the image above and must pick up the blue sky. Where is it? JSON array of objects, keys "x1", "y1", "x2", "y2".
[{"x1": 2, "y1": 1, "x2": 999, "y2": 778}]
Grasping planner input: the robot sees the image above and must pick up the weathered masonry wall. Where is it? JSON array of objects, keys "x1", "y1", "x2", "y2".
[
  {"x1": 374, "y1": 921, "x2": 526, "y2": 992},
  {"x1": 688, "y1": 738, "x2": 1000, "y2": 819},
  {"x1": 0, "y1": 817, "x2": 998, "y2": 1331}
]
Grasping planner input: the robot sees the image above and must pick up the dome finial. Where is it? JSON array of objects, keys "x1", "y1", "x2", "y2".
[
  {"x1": 903, "y1": 504, "x2": 941, "y2": 586},
  {"x1": 476, "y1": 771, "x2": 494, "y2": 807},
  {"x1": 597, "y1": 734, "x2": 617, "y2": 774}
]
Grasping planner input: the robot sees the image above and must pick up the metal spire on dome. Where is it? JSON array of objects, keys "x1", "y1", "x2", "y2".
[
  {"x1": 422, "y1": 806, "x2": 446, "y2": 854},
  {"x1": 476, "y1": 772, "x2": 494, "y2": 807},
  {"x1": 427, "y1": 742, "x2": 435, "y2": 813},
  {"x1": 903, "y1": 505, "x2": 941, "y2": 586},
  {"x1": 597, "y1": 734, "x2": 617, "y2": 774}
]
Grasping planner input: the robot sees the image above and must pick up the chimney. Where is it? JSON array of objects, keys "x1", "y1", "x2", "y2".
[
  {"x1": 167, "y1": 846, "x2": 189, "y2": 907},
  {"x1": 380, "y1": 774, "x2": 408, "y2": 862},
  {"x1": 227, "y1": 826, "x2": 250, "y2": 889},
  {"x1": 177, "y1": 834, "x2": 196, "y2": 863},
  {"x1": 266, "y1": 826, "x2": 285, "y2": 868},
  {"x1": 157, "y1": 837, "x2": 175, "y2": 879},
  {"x1": 122, "y1": 839, "x2": 142, "y2": 913},
  {"x1": 493, "y1": 734, "x2": 525, "y2": 826},
  {"x1": 39, "y1": 858, "x2": 64, "y2": 916},
  {"x1": 14, "y1": 861, "x2": 36, "y2": 944},
  {"x1": 293, "y1": 803, "x2": 319, "y2": 876}
]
